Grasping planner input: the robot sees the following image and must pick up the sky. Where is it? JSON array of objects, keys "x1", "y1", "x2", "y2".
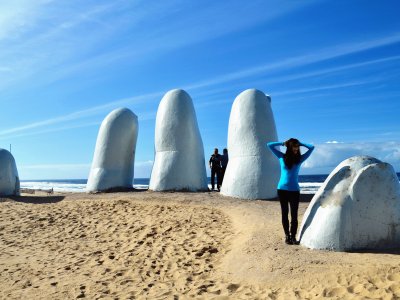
[{"x1": 0, "y1": 0, "x2": 399, "y2": 179}]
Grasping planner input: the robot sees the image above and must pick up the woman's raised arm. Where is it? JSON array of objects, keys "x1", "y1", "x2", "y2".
[
  {"x1": 299, "y1": 142, "x2": 314, "y2": 162},
  {"x1": 267, "y1": 141, "x2": 284, "y2": 158}
]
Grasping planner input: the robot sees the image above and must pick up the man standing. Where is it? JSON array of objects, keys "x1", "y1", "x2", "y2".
[
  {"x1": 209, "y1": 148, "x2": 221, "y2": 191},
  {"x1": 220, "y1": 148, "x2": 229, "y2": 185}
]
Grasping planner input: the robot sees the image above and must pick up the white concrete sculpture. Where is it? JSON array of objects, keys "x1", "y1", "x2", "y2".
[
  {"x1": 0, "y1": 148, "x2": 20, "y2": 196},
  {"x1": 220, "y1": 89, "x2": 280, "y2": 199},
  {"x1": 299, "y1": 156, "x2": 400, "y2": 251},
  {"x1": 149, "y1": 89, "x2": 208, "y2": 191},
  {"x1": 87, "y1": 108, "x2": 138, "y2": 192}
]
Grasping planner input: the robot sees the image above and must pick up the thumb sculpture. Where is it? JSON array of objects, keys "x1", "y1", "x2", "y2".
[
  {"x1": 149, "y1": 89, "x2": 208, "y2": 191},
  {"x1": 299, "y1": 156, "x2": 400, "y2": 251},
  {"x1": 0, "y1": 148, "x2": 20, "y2": 196},
  {"x1": 87, "y1": 108, "x2": 138, "y2": 192},
  {"x1": 220, "y1": 89, "x2": 280, "y2": 199}
]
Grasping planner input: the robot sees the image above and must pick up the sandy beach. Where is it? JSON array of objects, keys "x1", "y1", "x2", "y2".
[{"x1": 1, "y1": 191, "x2": 399, "y2": 299}]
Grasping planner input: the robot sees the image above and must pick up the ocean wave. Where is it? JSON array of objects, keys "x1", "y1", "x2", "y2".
[
  {"x1": 20, "y1": 181, "x2": 148, "y2": 193},
  {"x1": 21, "y1": 182, "x2": 86, "y2": 193},
  {"x1": 19, "y1": 178, "x2": 400, "y2": 194},
  {"x1": 20, "y1": 182, "x2": 323, "y2": 194},
  {"x1": 299, "y1": 182, "x2": 323, "y2": 194}
]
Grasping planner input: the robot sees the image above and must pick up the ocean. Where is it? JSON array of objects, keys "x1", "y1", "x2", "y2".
[{"x1": 20, "y1": 173, "x2": 400, "y2": 194}]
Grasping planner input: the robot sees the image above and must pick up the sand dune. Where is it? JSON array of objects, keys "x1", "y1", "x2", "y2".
[{"x1": 1, "y1": 191, "x2": 399, "y2": 299}]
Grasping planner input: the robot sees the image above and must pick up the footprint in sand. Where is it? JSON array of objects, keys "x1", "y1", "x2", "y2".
[
  {"x1": 324, "y1": 287, "x2": 347, "y2": 297},
  {"x1": 227, "y1": 283, "x2": 240, "y2": 292},
  {"x1": 347, "y1": 283, "x2": 365, "y2": 294},
  {"x1": 389, "y1": 284, "x2": 400, "y2": 295},
  {"x1": 388, "y1": 273, "x2": 400, "y2": 282}
]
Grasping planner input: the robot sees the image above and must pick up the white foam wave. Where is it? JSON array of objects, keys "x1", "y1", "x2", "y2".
[
  {"x1": 133, "y1": 184, "x2": 148, "y2": 190},
  {"x1": 21, "y1": 181, "x2": 149, "y2": 193},
  {"x1": 21, "y1": 182, "x2": 86, "y2": 193},
  {"x1": 20, "y1": 180, "x2": 365, "y2": 194},
  {"x1": 299, "y1": 182, "x2": 323, "y2": 194}
]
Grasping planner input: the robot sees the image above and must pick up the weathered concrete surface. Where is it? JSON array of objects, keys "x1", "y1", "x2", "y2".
[
  {"x1": 149, "y1": 89, "x2": 208, "y2": 191},
  {"x1": 220, "y1": 89, "x2": 280, "y2": 199},
  {"x1": 87, "y1": 108, "x2": 138, "y2": 192},
  {"x1": 299, "y1": 156, "x2": 400, "y2": 251},
  {"x1": 0, "y1": 148, "x2": 20, "y2": 196}
]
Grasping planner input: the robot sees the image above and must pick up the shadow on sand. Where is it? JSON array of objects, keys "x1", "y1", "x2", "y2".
[
  {"x1": 8, "y1": 195, "x2": 65, "y2": 204},
  {"x1": 347, "y1": 248, "x2": 400, "y2": 255},
  {"x1": 260, "y1": 193, "x2": 314, "y2": 203},
  {"x1": 89, "y1": 187, "x2": 148, "y2": 194}
]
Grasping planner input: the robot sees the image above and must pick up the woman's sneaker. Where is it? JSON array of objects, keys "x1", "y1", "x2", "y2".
[
  {"x1": 291, "y1": 235, "x2": 300, "y2": 245},
  {"x1": 285, "y1": 235, "x2": 293, "y2": 245}
]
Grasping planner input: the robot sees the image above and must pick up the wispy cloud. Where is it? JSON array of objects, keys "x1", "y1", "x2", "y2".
[
  {"x1": 184, "y1": 53, "x2": 400, "y2": 103},
  {"x1": 236, "y1": 54, "x2": 400, "y2": 89},
  {"x1": 1, "y1": 1, "x2": 399, "y2": 90},
  {"x1": 185, "y1": 32, "x2": 400, "y2": 91},
  {"x1": 0, "y1": 0, "x2": 51, "y2": 41},
  {"x1": 0, "y1": 121, "x2": 100, "y2": 140},
  {"x1": 325, "y1": 141, "x2": 343, "y2": 144},
  {"x1": 0, "y1": 91, "x2": 162, "y2": 138},
  {"x1": 17, "y1": 142, "x2": 400, "y2": 179},
  {"x1": 1, "y1": 38, "x2": 396, "y2": 139},
  {"x1": 273, "y1": 79, "x2": 378, "y2": 97},
  {"x1": 49, "y1": 1, "x2": 313, "y2": 82},
  {"x1": 18, "y1": 160, "x2": 154, "y2": 179},
  {"x1": 0, "y1": 0, "x2": 312, "y2": 91},
  {"x1": 1, "y1": 0, "x2": 399, "y2": 140},
  {"x1": 18, "y1": 162, "x2": 91, "y2": 180},
  {"x1": 19, "y1": 163, "x2": 91, "y2": 170},
  {"x1": 1, "y1": 2, "x2": 398, "y2": 90},
  {"x1": 302, "y1": 142, "x2": 400, "y2": 174},
  {"x1": 0, "y1": 1, "x2": 130, "y2": 90}
]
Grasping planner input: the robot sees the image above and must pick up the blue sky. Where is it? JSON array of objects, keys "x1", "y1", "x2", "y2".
[{"x1": 0, "y1": 0, "x2": 399, "y2": 179}]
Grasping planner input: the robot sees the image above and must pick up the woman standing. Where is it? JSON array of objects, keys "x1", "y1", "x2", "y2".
[{"x1": 267, "y1": 138, "x2": 314, "y2": 245}]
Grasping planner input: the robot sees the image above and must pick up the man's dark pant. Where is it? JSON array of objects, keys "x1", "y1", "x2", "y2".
[
  {"x1": 277, "y1": 189, "x2": 300, "y2": 236},
  {"x1": 220, "y1": 167, "x2": 227, "y2": 185},
  {"x1": 211, "y1": 168, "x2": 221, "y2": 190}
]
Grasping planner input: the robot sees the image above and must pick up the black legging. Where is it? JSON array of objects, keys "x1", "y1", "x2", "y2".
[{"x1": 277, "y1": 189, "x2": 300, "y2": 236}]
